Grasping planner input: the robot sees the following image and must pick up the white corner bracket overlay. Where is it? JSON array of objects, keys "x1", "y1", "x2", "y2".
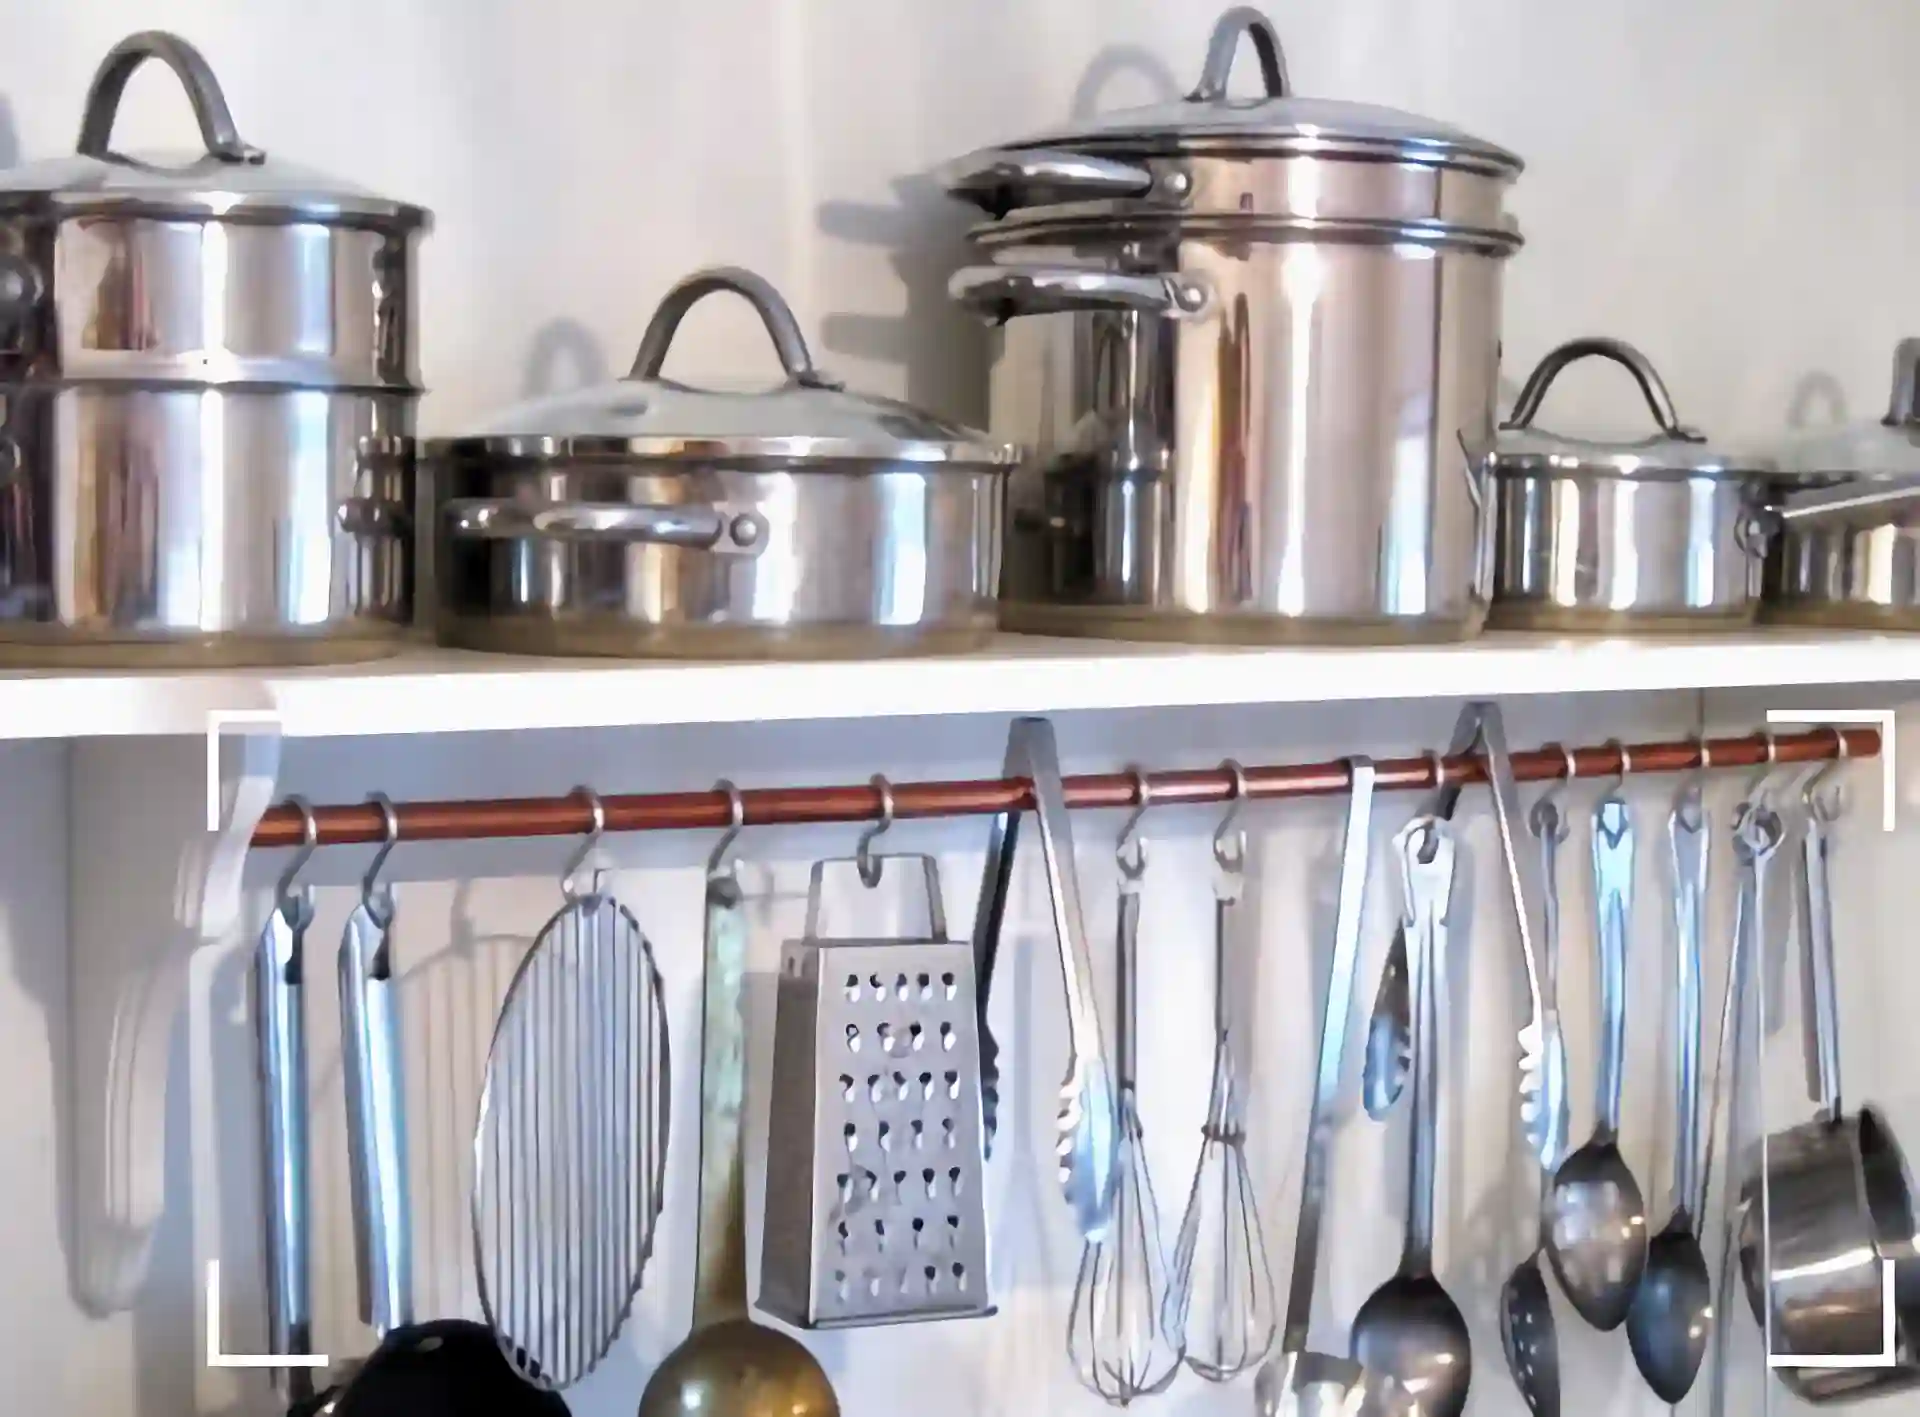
[
  {"x1": 204, "y1": 1261, "x2": 328, "y2": 1370},
  {"x1": 1765, "y1": 709, "x2": 1898, "y2": 832}
]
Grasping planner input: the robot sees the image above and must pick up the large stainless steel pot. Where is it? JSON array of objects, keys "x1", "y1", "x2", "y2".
[
  {"x1": 1764, "y1": 340, "x2": 1920, "y2": 629},
  {"x1": 425, "y1": 267, "x2": 1015, "y2": 659},
  {"x1": 941, "y1": 7, "x2": 1522, "y2": 644},
  {"x1": 0, "y1": 31, "x2": 427, "y2": 665},
  {"x1": 1488, "y1": 339, "x2": 1920, "y2": 633}
]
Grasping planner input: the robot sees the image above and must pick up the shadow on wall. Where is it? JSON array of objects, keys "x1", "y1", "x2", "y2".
[
  {"x1": 1786, "y1": 370, "x2": 1848, "y2": 430},
  {"x1": 522, "y1": 317, "x2": 611, "y2": 400}
]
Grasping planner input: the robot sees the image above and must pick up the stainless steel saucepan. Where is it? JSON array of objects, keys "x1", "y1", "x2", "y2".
[
  {"x1": 1487, "y1": 338, "x2": 1920, "y2": 632},
  {"x1": 943, "y1": 6, "x2": 1524, "y2": 644}
]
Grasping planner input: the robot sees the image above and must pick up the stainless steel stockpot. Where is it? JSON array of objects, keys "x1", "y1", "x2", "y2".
[
  {"x1": 1764, "y1": 339, "x2": 1920, "y2": 629},
  {"x1": 0, "y1": 31, "x2": 427, "y2": 665},
  {"x1": 425, "y1": 267, "x2": 1016, "y2": 659},
  {"x1": 941, "y1": 6, "x2": 1523, "y2": 645},
  {"x1": 1488, "y1": 338, "x2": 1920, "y2": 634}
]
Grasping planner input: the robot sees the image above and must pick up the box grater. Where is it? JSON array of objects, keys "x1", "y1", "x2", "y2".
[{"x1": 759, "y1": 853, "x2": 993, "y2": 1328}]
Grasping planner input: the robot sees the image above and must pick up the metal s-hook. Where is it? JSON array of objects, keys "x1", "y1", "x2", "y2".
[
  {"x1": 360, "y1": 793, "x2": 400, "y2": 917},
  {"x1": 708, "y1": 779, "x2": 747, "y2": 880},
  {"x1": 1212, "y1": 759, "x2": 1250, "y2": 873},
  {"x1": 560, "y1": 786, "x2": 606, "y2": 901},
  {"x1": 1673, "y1": 734, "x2": 1711, "y2": 831},
  {"x1": 1529, "y1": 743, "x2": 1578, "y2": 843},
  {"x1": 274, "y1": 795, "x2": 320, "y2": 922},
  {"x1": 1602, "y1": 737, "x2": 1634, "y2": 799},
  {"x1": 1740, "y1": 729, "x2": 1782, "y2": 813},
  {"x1": 856, "y1": 774, "x2": 895, "y2": 888},
  {"x1": 1800, "y1": 727, "x2": 1851, "y2": 823},
  {"x1": 1116, "y1": 767, "x2": 1152, "y2": 881}
]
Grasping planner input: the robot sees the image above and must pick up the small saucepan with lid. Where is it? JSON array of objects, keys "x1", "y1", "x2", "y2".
[{"x1": 1486, "y1": 337, "x2": 1920, "y2": 633}]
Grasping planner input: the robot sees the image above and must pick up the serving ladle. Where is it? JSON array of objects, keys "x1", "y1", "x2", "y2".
[{"x1": 1546, "y1": 744, "x2": 1648, "y2": 1332}]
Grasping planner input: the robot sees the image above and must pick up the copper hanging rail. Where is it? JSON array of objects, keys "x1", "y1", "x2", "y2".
[{"x1": 248, "y1": 724, "x2": 1873, "y2": 850}]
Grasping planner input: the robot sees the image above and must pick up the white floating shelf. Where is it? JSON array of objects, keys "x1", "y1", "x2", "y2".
[{"x1": 0, "y1": 631, "x2": 1916, "y2": 741}]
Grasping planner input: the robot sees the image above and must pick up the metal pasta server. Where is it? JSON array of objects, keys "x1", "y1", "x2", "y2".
[
  {"x1": 760, "y1": 824, "x2": 993, "y2": 1328},
  {"x1": 425, "y1": 267, "x2": 1016, "y2": 658},
  {"x1": 0, "y1": 31, "x2": 427, "y2": 665},
  {"x1": 1488, "y1": 338, "x2": 1920, "y2": 631},
  {"x1": 942, "y1": 5, "x2": 1524, "y2": 645}
]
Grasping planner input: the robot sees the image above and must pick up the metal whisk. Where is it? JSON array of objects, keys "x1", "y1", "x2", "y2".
[
  {"x1": 1068, "y1": 771, "x2": 1182, "y2": 1405},
  {"x1": 473, "y1": 789, "x2": 671, "y2": 1391},
  {"x1": 1168, "y1": 763, "x2": 1276, "y2": 1381}
]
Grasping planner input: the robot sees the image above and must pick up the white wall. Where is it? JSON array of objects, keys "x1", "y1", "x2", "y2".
[{"x1": 0, "y1": 2, "x2": 1915, "y2": 1416}]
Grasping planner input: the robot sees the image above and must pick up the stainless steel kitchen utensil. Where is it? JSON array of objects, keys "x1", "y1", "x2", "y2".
[
  {"x1": 640, "y1": 788, "x2": 839, "y2": 1417},
  {"x1": 1626, "y1": 757, "x2": 1713, "y2": 1403},
  {"x1": 1350, "y1": 818, "x2": 1472, "y2": 1417},
  {"x1": 1547, "y1": 747, "x2": 1648, "y2": 1331},
  {"x1": 943, "y1": 6, "x2": 1522, "y2": 645},
  {"x1": 0, "y1": 31, "x2": 426, "y2": 665},
  {"x1": 322, "y1": 799, "x2": 570, "y2": 1417},
  {"x1": 1362, "y1": 702, "x2": 1566, "y2": 1173},
  {"x1": 1736, "y1": 754, "x2": 1920, "y2": 1401},
  {"x1": 760, "y1": 822, "x2": 993, "y2": 1328},
  {"x1": 1763, "y1": 339, "x2": 1920, "y2": 628},
  {"x1": 257, "y1": 799, "x2": 318, "y2": 1406},
  {"x1": 1257, "y1": 762, "x2": 1413, "y2": 1417},
  {"x1": 972, "y1": 716, "x2": 1118, "y2": 1239},
  {"x1": 472, "y1": 791, "x2": 669, "y2": 1390},
  {"x1": 1489, "y1": 339, "x2": 1920, "y2": 633},
  {"x1": 1167, "y1": 765, "x2": 1276, "y2": 1380},
  {"x1": 1068, "y1": 772, "x2": 1182, "y2": 1404},
  {"x1": 426, "y1": 267, "x2": 1016, "y2": 659},
  {"x1": 1499, "y1": 754, "x2": 1574, "y2": 1417}
]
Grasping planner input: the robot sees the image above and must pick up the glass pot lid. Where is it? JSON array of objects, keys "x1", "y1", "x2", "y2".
[
  {"x1": 0, "y1": 30, "x2": 426, "y2": 225},
  {"x1": 430, "y1": 267, "x2": 1018, "y2": 467},
  {"x1": 993, "y1": 6, "x2": 1520, "y2": 173},
  {"x1": 1771, "y1": 339, "x2": 1920, "y2": 482},
  {"x1": 1490, "y1": 337, "x2": 1774, "y2": 482}
]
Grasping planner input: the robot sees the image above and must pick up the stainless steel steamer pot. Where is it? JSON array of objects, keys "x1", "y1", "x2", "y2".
[
  {"x1": 942, "y1": 6, "x2": 1523, "y2": 644},
  {"x1": 425, "y1": 268, "x2": 1015, "y2": 658},
  {"x1": 0, "y1": 31, "x2": 427, "y2": 665},
  {"x1": 1487, "y1": 338, "x2": 1920, "y2": 632}
]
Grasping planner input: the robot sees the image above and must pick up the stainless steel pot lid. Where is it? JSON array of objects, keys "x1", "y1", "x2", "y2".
[
  {"x1": 958, "y1": 7, "x2": 1519, "y2": 175},
  {"x1": 430, "y1": 267, "x2": 1019, "y2": 467},
  {"x1": 1490, "y1": 338, "x2": 1773, "y2": 482},
  {"x1": 0, "y1": 31, "x2": 426, "y2": 226},
  {"x1": 1771, "y1": 339, "x2": 1920, "y2": 483}
]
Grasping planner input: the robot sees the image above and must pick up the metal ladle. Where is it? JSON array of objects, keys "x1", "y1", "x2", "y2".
[
  {"x1": 1546, "y1": 742, "x2": 1648, "y2": 1332},
  {"x1": 1498, "y1": 747, "x2": 1575, "y2": 1417},
  {"x1": 1351, "y1": 818, "x2": 1472, "y2": 1417},
  {"x1": 1625, "y1": 743, "x2": 1713, "y2": 1403},
  {"x1": 638, "y1": 786, "x2": 838, "y2": 1417}
]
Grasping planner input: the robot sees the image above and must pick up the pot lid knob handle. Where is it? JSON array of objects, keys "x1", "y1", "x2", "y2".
[
  {"x1": 76, "y1": 31, "x2": 265, "y2": 165},
  {"x1": 1189, "y1": 7, "x2": 1291, "y2": 103},
  {"x1": 1501, "y1": 336, "x2": 1706, "y2": 443},
  {"x1": 1884, "y1": 339, "x2": 1920, "y2": 427},
  {"x1": 629, "y1": 266, "x2": 839, "y2": 390}
]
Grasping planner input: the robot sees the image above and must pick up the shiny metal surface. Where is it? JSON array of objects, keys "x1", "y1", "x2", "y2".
[
  {"x1": 431, "y1": 267, "x2": 1009, "y2": 658},
  {"x1": 0, "y1": 385, "x2": 413, "y2": 663},
  {"x1": 1625, "y1": 782, "x2": 1712, "y2": 1403},
  {"x1": 1546, "y1": 788, "x2": 1648, "y2": 1332},
  {"x1": 1351, "y1": 819, "x2": 1471, "y2": 1417},
  {"x1": 1738, "y1": 780, "x2": 1920, "y2": 1402},
  {"x1": 1257, "y1": 1352, "x2": 1416, "y2": 1417},
  {"x1": 960, "y1": 231, "x2": 1509, "y2": 643}
]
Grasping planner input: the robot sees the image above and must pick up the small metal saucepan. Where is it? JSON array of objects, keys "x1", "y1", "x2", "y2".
[
  {"x1": 1486, "y1": 338, "x2": 1920, "y2": 633},
  {"x1": 1737, "y1": 763, "x2": 1920, "y2": 1403}
]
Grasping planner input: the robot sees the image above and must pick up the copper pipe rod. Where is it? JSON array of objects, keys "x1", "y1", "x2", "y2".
[{"x1": 248, "y1": 725, "x2": 1874, "y2": 850}]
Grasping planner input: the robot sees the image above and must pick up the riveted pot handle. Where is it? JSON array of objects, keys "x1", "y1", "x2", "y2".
[
  {"x1": 950, "y1": 265, "x2": 1211, "y2": 323},
  {"x1": 1190, "y1": 7, "x2": 1290, "y2": 101},
  {"x1": 629, "y1": 267, "x2": 837, "y2": 390},
  {"x1": 939, "y1": 148, "x2": 1153, "y2": 219},
  {"x1": 1884, "y1": 338, "x2": 1920, "y2": 426},
  {"x1": 76, "y1": 31, "x2": 264, "y2": 164},
  {"x1": 1502, "y1": 337, "x2": 1706, "y2": 443}
]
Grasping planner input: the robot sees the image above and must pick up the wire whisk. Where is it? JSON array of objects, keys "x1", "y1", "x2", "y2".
[
  {"x1": 1167, "y1": 765, "x2": 1276, "y2": 1382},
  {"x1": 1069, "y1": 773, "x2": 1183, "y2": 1404}
]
